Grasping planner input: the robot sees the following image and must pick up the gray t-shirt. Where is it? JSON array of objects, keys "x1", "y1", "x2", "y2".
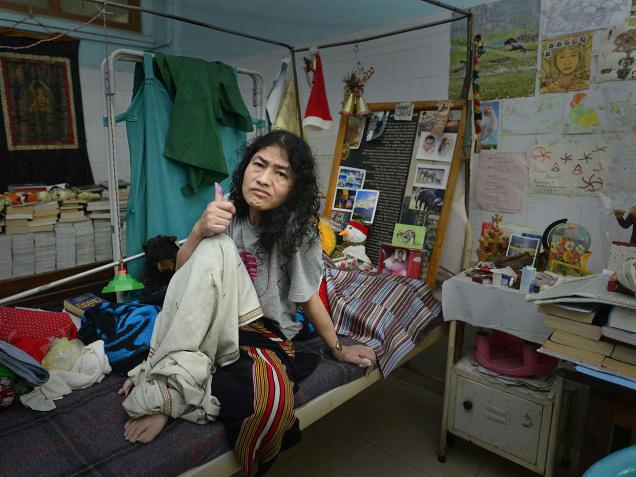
[{"x1": 228, "y1": 215, "x2": 323, "y2": 339}]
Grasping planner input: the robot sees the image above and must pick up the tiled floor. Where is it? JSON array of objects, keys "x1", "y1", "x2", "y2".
[{"x1": 234, "y1": 376, "x2": 576, "y2": 477}]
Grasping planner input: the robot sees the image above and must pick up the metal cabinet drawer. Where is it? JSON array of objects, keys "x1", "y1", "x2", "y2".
[{"x1": 453, "y1": 376, "x2": 543, "y2": 465}]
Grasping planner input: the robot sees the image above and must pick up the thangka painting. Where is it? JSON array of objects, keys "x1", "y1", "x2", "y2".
[
  {"x1": 529, "y1": 136, "x2": 612, "y2": 196},
  {"x1": 0, "y1": 52, "x2": 78, "y2": 150},
  {"x1": 0, "y1": 33, "x2": 92, "y2": 191},
  {"x1": 540, "y1": 32, "x2": 593, "y2": 94},
  {"x1": 448, "y1": 0, "x2": 540, "y2": 100}
]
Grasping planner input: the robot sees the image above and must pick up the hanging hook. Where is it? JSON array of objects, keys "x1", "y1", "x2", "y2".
[{"x1": 11, "y1": 2, "x2": 52, "y2": 33}]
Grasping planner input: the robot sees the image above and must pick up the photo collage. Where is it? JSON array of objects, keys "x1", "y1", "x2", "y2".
[
  {"x1": 396, "y1": 108, "x2": 460, "y2": 277},
  {"x1": 330, "y1": 166, "x2": 380, "y2": 233}
]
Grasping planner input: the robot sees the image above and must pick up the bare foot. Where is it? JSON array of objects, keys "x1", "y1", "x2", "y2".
[
  {"x1": 118, "y1": 378, "x2": 134, "y2": 396},
  {"x1": 124, "y1": 414, "x2": 169, "y2": 443}
]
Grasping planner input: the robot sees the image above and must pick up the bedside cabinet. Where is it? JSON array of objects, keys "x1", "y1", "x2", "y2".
[{"x1": 446, "y1": 355, "x2": 563, "y2": 476}]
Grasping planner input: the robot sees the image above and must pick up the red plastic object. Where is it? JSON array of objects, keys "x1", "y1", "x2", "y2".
[{"x1": 474, "y1": 330, "x2": 558, "y2": 377}]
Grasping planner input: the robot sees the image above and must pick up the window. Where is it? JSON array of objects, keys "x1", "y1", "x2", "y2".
[{"x1": 0, "y1": 0, "x2": 141, "y2": 32}]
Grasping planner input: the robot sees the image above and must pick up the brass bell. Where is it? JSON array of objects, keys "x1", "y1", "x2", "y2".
[
  {"x1": 341, "y1": 92, "x2": 355, "y2": 116},
  {"x1": 355, "y1": 95, "x2": 371, "y2": 117}
]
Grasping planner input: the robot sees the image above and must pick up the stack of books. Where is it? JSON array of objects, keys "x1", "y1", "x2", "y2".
[
  {"x1": 11, "y1": 233, "x2": 35, "y2": 277},
  {"x1": 539, "y1": 297, "x2": 636, "y2": 379},
  {"x1": 5, "y1": 203, "x2": 33, "y2": 235},
  {"x1": 86, "y1": 200, "x2": 111, "y2": 220},
  {"x1": 601, "y1": 306, "x2": 636, "y2": 379},
  {"x1": 34, "y1": 231, "x2": 56, "y2": 274},
  {"x1": 28, "y1": 201, "x2": 60, "y2": 233},
  {"x1": 73, "y1": 220, "x2": 95, "y2": 266},
  {"x1": 0, "y1": 235, "x2": 12, "y2": 280},
  {"x1": 54, "y1": 223, "x2": 76, "y2": 269},
  {"x1": 93, "y1": 219, "x2": 113, "y2": 262},
  {"x1": 540, "y1": 303, "x2": 609, "y2": 366},
  {"x1": 59, "y1": 200, "x2": 87, "y2": 223}
]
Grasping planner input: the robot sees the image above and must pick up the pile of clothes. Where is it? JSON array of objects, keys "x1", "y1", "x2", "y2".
[{"x1": 0, "y1": 296, "x2": 162, "y2": 411}]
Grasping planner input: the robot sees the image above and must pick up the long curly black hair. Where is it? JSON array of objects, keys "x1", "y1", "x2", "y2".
[{"x1": 229, "y1": 130, "x2": 320, "y2": 262}]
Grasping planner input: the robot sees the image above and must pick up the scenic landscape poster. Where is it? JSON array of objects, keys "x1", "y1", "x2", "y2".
[{"x1": 448, "y1": 0, "x2": 540, "y2": 100}]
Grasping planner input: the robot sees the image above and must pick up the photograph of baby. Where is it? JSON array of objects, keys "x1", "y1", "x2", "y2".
[
  {"x1": 352, "y1": 189, "x2": 380, "y2": 223},
  {"x1": 414, "y1": 164, "x2": 450, "y2": 190},
  {"x1": 333, "y1": 188, "x2": 356, "y2": 210},
  {"x1": 337, "y1": 166, "x2": 366, "y2": 189},
  {"x1": 366, "y1": 111, "x2": 389, "y2": 142}
]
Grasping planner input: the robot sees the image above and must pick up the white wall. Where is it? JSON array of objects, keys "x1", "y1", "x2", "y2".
[{"x1": 225, "y1": 12, "x2": 453, "y2": 195}]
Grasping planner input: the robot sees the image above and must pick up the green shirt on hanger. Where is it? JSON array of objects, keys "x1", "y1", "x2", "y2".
[{"x1": 155, "y1": 53, "x2": 254, "y2": 195}]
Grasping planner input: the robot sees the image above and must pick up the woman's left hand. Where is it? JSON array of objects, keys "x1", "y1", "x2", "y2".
[
  {"x1": 124, "y1": 413, "x2": 169, "y2": 443},
  {"x1": 334, "y1": 344, "x2": 377, "y2": 375}
]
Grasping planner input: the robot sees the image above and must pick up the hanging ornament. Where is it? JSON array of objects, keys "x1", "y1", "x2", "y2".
[
  {"x1": 341, "y1": 44, "x2": 374, "y2": 117},
  {"x1": 473, "y1": 34, "x2": 483, "y2": 153},
  {"x1": 302, "y1": 48, "x2": 333, "y2": 130}
]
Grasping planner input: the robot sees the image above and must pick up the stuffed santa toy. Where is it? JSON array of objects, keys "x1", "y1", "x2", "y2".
[{"x1": 338, "y1": 219, "x2": 372, "y2": 271}]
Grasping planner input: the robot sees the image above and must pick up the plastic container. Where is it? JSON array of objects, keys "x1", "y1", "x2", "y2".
[{"x1": 474, "y1": 330, "x2": 558, "y2": 377}]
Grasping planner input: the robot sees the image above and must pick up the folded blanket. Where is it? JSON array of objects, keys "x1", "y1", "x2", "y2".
[
  {"x1": 79, "y1": 301, "x2": 160, "y2": 373},
  {"x1": 0, "y1": 340, "x2": 49, "y2": 386}
]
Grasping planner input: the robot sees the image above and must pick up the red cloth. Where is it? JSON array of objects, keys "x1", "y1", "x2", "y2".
[
  {"x1": 0, "y1": 306, "x2": 77, "y2": 362},
  {"x1": 318, "y1": 278, "x2": 331, "y2": 315}
]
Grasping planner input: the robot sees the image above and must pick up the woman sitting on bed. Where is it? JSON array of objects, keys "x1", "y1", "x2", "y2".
[{"x1": 118, "y1": 130, "x2": 376, "y2": 474}]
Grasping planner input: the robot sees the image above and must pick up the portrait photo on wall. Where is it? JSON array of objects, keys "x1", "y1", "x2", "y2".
[
  {"x1": 414, "y1": 164, "x2": 450, "y2": 189},
  {"x1": 478, "y1": 100, "x2": 499, "y2": 149},
  {"x1": 352, "y1": 189, "x2": 380, "y2": 224},
  {"x1": 540, "y1": 32, "x2": 593, "y2": 94},
  {"x1": 0, "y1": 33, "x2": 93, "y2": 191},
  {"x1": 337, "y1": 166, "x2": 366, "y2": 189},
  {"x1": 333, "y1": 188, "x2": 357, "y2": 210},
  {"x1": 366, "y1": 111, "x2": 389, "y2": 141}
]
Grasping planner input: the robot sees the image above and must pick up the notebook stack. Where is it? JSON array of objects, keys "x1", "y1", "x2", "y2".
[
  {"x1": 73, "y1": 220, "x2": 95, "y2": 266},
  {"x1": 55, "y1": 222, "x2": 76, "y2": 270},
  {"x1": 34, "y1": 232, "x2": 56, "y2": 274},
  {"x1": 0, "y1": 235, "x2": 12, "y2": 280},
  {"x1": 11, "y1": 233, "x2": 35, "y2": 277},
  {"x1": 93, "y1": 219, "x2": 113, "y2": 262},
  {"x1": 29, "y1": 201, "x2": 60, "y2": 233}
]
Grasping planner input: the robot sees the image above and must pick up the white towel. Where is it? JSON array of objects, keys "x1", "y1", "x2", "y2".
[{"x1": 20, "y1": 341, "x2": 111, "y2": 411}]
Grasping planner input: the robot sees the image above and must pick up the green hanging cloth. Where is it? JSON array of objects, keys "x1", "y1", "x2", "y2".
[{"x1": 155, "y1": 52, "x2": 254, "y2": 195}]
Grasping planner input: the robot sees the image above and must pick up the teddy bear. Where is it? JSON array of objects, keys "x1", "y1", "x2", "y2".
[{"x1": 141, "y1": 235, "x2": 180, "y2": 293}]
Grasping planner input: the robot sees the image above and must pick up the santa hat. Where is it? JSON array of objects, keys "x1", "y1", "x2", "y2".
[
  {"x1": 303, "y1": 52, "x2": 332, "y2": 130},
  {"x1": 347, "y1": 219, "x2": 369, "y2": 237}
]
